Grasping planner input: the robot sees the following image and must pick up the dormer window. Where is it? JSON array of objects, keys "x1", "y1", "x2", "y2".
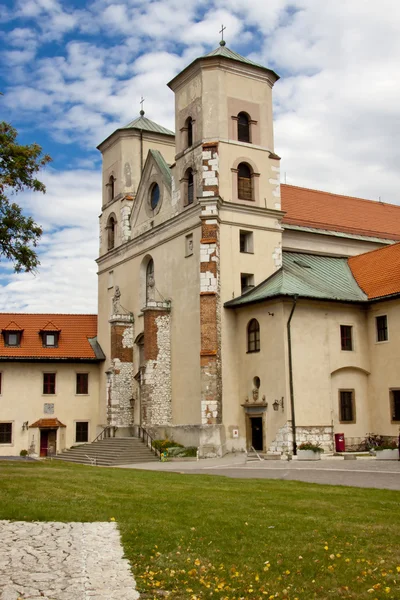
[
  {"x1": 4, "y1": 331, "x2": 21, "y2": 347},
  {"x1": 43, "y1": 333, "x2": 58, "y2": 347}
]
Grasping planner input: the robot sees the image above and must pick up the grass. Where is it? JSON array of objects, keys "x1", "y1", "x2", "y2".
[{"x1": 0, "y1": 461, "x2": 399, "y2": 599}]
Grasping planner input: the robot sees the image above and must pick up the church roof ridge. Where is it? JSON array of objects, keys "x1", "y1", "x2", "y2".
[
  {"x1": 204, "y1": 45, "x2": 268, "y2": 71},
  {"x1": 122, "y1": 115, "x2": 174, "y2": 136}
]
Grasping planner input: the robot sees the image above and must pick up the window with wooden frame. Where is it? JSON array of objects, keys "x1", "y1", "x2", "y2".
[
  {"x1": 237, "y1": 112, "x2": 250, "y2": 143},
  {"x1": 390, "y1": 389, "x2": 400, "y2": 422},
  {"x1": 0, "y1": 423, "x2": 12, "y2": 444},
  {"x1": 376, "y1": 315, "x2": 388, "y2": 342},
  {"x1": 75, "y1": 421, "x2": 89, "y2": 443},
  {"x1": 340, "y1": 325, "x2": 353, "y2": 351},
  {"x1": 247, "y1": 319, "x2": 260, "y2": 353},
  {"x1": 43, "y1": 373, "x2": 56, "y2": 395},
  {"x1": 237, "y1": 163, "x2": 253, "y2": 201},
  {"x1": 339, "y1": 390, "x2": 355, "y2": 423},
  {"x1": 76, "y1": 373, "x2": 89, "y2": 395},
  {"x1": 3, "y1": 331, "x2": 22, "y2": 347},
  {"x1": 107, "y1": 215, "x2": 116, "y2": 250}
]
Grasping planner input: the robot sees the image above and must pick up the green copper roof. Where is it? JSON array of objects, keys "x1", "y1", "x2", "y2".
[
  {"x1": 149, "y1": 149, "x2": 172, "y2": 184},
  {"x1": 204, "y1": 45, "x2": 267, "y2": 71},
  {"x1": 225, "y1": 252, "x2": 368, "y2": 308},
  {"x1": 123, "y1": 115, "x2": 174, "y2": 136}
]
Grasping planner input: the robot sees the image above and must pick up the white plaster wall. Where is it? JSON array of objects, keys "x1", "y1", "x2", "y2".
[{"x1": 0, "y1": 362, "x2": 100, "y2": 456}]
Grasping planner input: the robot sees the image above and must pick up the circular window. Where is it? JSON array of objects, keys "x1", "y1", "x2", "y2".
[{"x1": 150, "y1": 183, "x2": 160, "y2": 210}]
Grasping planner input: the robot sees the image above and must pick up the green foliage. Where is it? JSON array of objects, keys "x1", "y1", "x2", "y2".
[
  {"x1": 375, "y1": 440, "x2": 398, "y2": 450},
  {"x1": 298, "y1": 441, "x2": 324, "y2": 453},
  {"x1": 19, "y1": 449, "x2": 28, "y2": 457},
  {"x1": 153, "y1": 439, "x2": 184, "y2": 452},
  {"x1": 0, "y1": 121, "x2": 51, "y2": 272}
]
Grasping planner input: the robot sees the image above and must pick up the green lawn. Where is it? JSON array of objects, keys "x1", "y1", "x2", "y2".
[{"x1": 0, "y1": 461, "x2": 399, "y2": 600}]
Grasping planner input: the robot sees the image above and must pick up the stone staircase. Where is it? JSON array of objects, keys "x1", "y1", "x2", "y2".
[{"x1": 52, "y1": 437, "x2": 159, "y2": 466}]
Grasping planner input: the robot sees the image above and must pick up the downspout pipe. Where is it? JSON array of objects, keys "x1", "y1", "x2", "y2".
[{"x1": 287, "y1": 295, "x2": 298, "y2": 455}]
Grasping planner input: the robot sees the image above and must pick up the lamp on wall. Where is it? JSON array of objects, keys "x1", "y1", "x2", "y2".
[
  {"x1": 22, "y1": 421, "x2": 29, "y2": 431},
  {"x1": 272, "y1": 397, "x2": 284, "y2": 412}
]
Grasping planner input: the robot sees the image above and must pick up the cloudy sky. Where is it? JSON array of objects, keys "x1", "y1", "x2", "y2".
[{"x1": 1, "y1": 0, "x2": 400, "y2": 313}]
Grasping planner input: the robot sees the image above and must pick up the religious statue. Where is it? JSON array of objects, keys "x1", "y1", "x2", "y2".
[
  {"x1": 112, "y1": 286, "x2": 121, "y2": 314},
  {"x1": 252, "y1": 387, "x2": 259, "y2": 402}
]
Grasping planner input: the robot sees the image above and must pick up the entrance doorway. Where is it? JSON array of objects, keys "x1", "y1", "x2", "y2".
[
  {"x1": 251, "y1": 417, "x2": 263, "y2": 451},
  {"x1": 40, "y1": 429, "x2": 57, "y2": 457}
]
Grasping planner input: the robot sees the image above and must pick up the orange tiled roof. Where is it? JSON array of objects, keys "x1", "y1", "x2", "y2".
[
  {"x1": 348, "y1": 243, "x2": 400, "y2": 299},
  {"x1": 2, "y1": 320, "x2": 24, "y2": 331},
  {"x1": 29, "y1": 418, "x2": 66, "y2": 428},
  {"x1": 0, "y1": 314, "x2": 101, "y2": 360},
  {"x1": 281, "y1": 184, "x2": 400, "y2": 241}
]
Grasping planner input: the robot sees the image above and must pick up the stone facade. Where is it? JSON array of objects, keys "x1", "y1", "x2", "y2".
[
  {"x1": 107, "y1": 313, "x2": 135, "y2": 429},
  {"x1": 268, "y1": 421, "x2": 334, "y2": 454},
  {"x1": 141, "y1": 305, "x2": 172, "y2": 426}
]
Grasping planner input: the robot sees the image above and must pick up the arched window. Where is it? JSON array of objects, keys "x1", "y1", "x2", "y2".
[
  {"x1": 150, "y1": 183, "x2": 160, "y2": 210},
  {"x1": 238, "y1": 163, "x2": 253, "y2": 201},
  {"x1": 187, "y1": 168, "x2": 194, "y2": 205},
  {"x1": 247, "y1": 319, "x2": 260, "y2": 353},
  {"x1": 186, "y1": 117, "x2": 193, "y2": 148},
  {"x1": 146, "y1": 259, "x2": 155, "y2": 303},
  {"x1": 108, "y1": 175, "x2": 115, "y2": 202},
  {"x1": 238, "y1": 112, "x2": 250, "y2": 143},
  {"x1": 107, "y1": 215, "x2": 116, "y2": 250}
]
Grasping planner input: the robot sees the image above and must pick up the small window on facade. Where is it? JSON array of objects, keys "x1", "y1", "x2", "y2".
[
  {"x1": 150, "y1": 183, "x2": 160, "y2": 210},
  {"x1": 241, "y1": 273, "x2": 254, "y2": 294},
  {"x1": 186, "y1": 117, "x2": 193, "y2": 148},
  {"x1": 240, "y1": 230, "x2": 253, "y2": 253},
  {"x1": 187, "y1": 169, "x2": 194, "y2": 205},
  {"x1": 237, "y1": 112, "x2": 250, "y2": 143},
  {"x1": 76, "y1": 421, "x2": 89, "y2": 443},
  {"x1": 237, "y1": 163, "x2": 253, "y2": 201},
  {"x1": 76, "y1": 373, "x2": 89, "y2": 395},
  {"x1": 146, "y1": 259, "x2": 155, "y2": 303},
  {"x1": 376, "y1": 315, "x2": 388, "y2": 342},
  {"x1": 0, "y1": 423, "x2": 12, "y2": 444},
  {"x1": 43, "y1": 373, "x2": 56, "y2": 395},
  {"x1": 390, "y1": 390, "x2": 400, "y2": 422},
  {"x1": 340, "y1": 325, "x2": 353, "y2": 351},
  {"x1": 108, "y1": 175, "x2": 115, "y2": 202},
  {"x1": 247, "y1": 319, "x2": 260, "y2": 353},
  {"x1": 4, "y1": 332, "x2": 21, "y2": 347},
  {"x1": 339, "y1": 390, "x2": 355, "y2": 422},
  {"x1": 107, "y1": 215, "x2": 116, "y2": 250}
]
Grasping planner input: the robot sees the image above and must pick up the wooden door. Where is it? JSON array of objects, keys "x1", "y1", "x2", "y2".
[
  {"x1": 251, "y1": 417, "x2": 264, "y2": 451},
  {"x1": 40, "y1": 430, "x2": 48, "y2": 457}
]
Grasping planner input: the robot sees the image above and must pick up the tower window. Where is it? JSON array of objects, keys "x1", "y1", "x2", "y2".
[
  {"x1": 150, "y1": 183, "x2": 160, "y2": 210},
  {"x1": 107, "y1": 215, "x2": 116, "y2": 250},
  {"x1": 340, "y1": 325, "x2": 353, "y2": 351},
  {"x1": 237, "y1": 163, "x2": 253, "y2": 201},
  {"x1": 186, "y1": 117, "x2": 193, "y2": 148},
  {"x1": 247, "y1": 319, "x2": 260, "y2": 353},
  {"x1": 107, "y1": 175, "x2": 115, "y2": 202},
  {"x1": 187, "y1": 169, "x2": 194, "y2": 205},
  {"x1": 241, "y1": 273, "x2": 254, "y2": 294},
  {"x1": 240, "y1": 230, "x2": 253, "y2": 253},
  {"x1": 238, "y1": 112, "x2": 250, "y2": 143}
]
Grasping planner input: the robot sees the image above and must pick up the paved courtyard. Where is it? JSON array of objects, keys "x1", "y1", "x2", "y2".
[
  {"x1": 0, "y1": 521, "x2": 139, "y2": 600},
  {"x1": 119, "y1": 454, "x2": 400, "y2": 490}
]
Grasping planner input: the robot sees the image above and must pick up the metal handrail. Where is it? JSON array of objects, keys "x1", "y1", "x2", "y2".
[
  {"x1": 92, "y1": 425, "x2": 118, "y2": 444},
  {"x1": 247, "y1": 446, "x2": 263, "y2": 461},
  {"x1": 137, "y1": 426, "x2": 161, "y2": 458}
]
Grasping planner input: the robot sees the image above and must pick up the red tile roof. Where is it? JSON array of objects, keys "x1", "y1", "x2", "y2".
[
  {"x1": 281, "y1": 184, "x2": 400, "y2": 241},
  {"x1": 0, "y1": 314, "x2": 101, "y2": 360},
  {"x1": 29, "y1": 418, "x2": 66, "y2": 429},
  {"x1": 348, "y1": 243, "x2": 400, "y2": 299}
]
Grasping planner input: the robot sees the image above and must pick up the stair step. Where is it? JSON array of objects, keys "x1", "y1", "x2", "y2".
[{"x1": 52, "y1": 436, "x2": 159, "y2": 466}]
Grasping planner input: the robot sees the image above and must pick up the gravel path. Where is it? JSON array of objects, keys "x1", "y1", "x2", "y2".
[{"x1": 0, "y1": 521, "x2": 139, "y2": 600}]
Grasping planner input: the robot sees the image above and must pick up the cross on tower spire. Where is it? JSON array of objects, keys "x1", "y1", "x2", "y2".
[
  {"x1": 140, "y1": 96, "x2": 145, "y2": 116},
  {"x1": 219, "y1": 24, "x2": 226, "y2": 46}
]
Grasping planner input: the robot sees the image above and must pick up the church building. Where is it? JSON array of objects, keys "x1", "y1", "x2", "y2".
[{"x1": 93, "y1": 41, "x2": 400, "y2": 456}]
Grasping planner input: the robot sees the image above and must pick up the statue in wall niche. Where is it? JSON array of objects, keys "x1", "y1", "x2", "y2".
[
  {"x1": 124, "y1": 163, "x2": 132, "y2": 188},
  {"x1": 112, "y1": 286, "x2": 121, "y2": 314},
  {"x1": 146, "y1": 260, "x2": 155, "y2": 302},
  {"x1": 252, "y1": 387, "x2": 259, "y2": 402}
]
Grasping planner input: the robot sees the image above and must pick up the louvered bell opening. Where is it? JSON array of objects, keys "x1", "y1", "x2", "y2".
[
  {"x1": 187, "y1": 170, "x2": 194, "y2": 204},
  {"x1": 238, "y1": 113, "x2": 250, "y2": 143},
  {"x1": 238, "y1": 164, "x2": 252, "y2": 201}
]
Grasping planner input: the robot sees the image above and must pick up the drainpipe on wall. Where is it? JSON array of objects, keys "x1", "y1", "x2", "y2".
[{"x1": 287, "y1": 295, "x2": 298, "y2": 455}]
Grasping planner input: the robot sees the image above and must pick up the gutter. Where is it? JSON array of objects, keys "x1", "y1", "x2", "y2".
[{"x1": 287, "y1": 295, "x2": 298, "y2": 455}]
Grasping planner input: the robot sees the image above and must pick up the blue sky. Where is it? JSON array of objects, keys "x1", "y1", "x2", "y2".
[{"x1": 1, "y1": 0, "x2": 400, "y2": 313}]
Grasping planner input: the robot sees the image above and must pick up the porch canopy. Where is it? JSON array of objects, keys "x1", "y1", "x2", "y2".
[{"x1": 29, "y1": 418, "x2": 66, "y2": 429}]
